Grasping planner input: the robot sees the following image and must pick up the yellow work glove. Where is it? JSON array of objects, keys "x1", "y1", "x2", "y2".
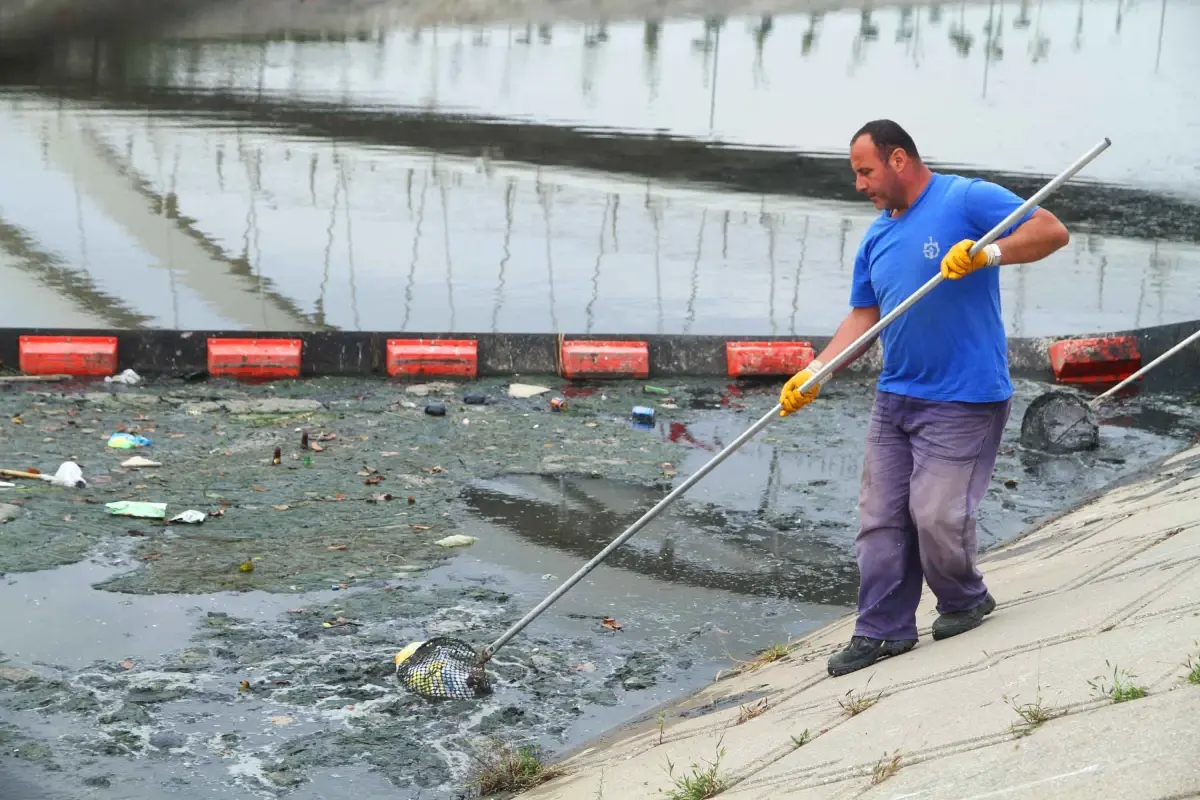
[
  {"x1": 779, "y1": 360, "x2": 826, "y2": 417},
  {"x1": 940, "y1": 239, "x2": 1001, "y2": 280}
]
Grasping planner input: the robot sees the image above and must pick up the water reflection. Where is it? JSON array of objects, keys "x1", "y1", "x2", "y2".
[
  {"x1": 37, "y1": 0, "x2": 1189, "y2": 192},
  {"x1": 1, "y1": 94, "x2": 1196, "y2": 334},
  {"x1": 461, "y1": 474, "x2": 860, "y2": 605},
  {"x1": 0, "y1": 0, "x2": 1196, "y2": 333}
]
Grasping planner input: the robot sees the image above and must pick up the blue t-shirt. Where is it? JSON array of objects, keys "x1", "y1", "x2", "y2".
[{"x1": 849, "y1": 173, "x2": 1036, "y2": 403}]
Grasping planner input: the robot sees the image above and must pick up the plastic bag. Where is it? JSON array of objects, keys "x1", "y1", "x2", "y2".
[
  {"x1": 104, "y1": 369, "x2": 141, "y2": 385},
  {"x1": 43, "y1": 461, "x2": 86, "y2": 488},
  {"x1": 106, "y1": 501, "x2": 167, "y2": 519},
  {"x1": 108, "y1": 433, "x2": 152, "y2": 449}
]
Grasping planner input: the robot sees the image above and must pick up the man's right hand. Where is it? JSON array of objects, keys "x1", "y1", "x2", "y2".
[{"x1": 779, "y1": 361, "x2": 825, "y2": 416}]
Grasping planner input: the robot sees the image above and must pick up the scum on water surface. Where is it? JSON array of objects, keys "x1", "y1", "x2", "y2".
[
  {"x1": 0, "y1": 375, "x2": 696, "y2": 589},
  {"x1": 0, "y1": 373, "x2": 1197, "y2": 798}
]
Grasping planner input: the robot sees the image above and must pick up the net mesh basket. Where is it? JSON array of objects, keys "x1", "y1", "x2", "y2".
[
  {"x1": 1018, "y1": 391, "x2": 1100, "y2": 454},
  {"x1": 395, "y1": 637, "x2": 493, "y2": 700}
]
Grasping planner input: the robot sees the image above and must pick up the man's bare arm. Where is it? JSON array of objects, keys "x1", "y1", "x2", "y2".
[
  {"x1": 995, "y1": 208, "x2": 1070, "y2": 265},
  {"x1": 813, "y1": 306, "x2": 882, "y2": 374}
]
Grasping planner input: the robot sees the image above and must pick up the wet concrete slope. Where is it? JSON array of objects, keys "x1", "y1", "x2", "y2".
[{"x1": 523, "y1": 442, "x2": 1200, "y2": 798}]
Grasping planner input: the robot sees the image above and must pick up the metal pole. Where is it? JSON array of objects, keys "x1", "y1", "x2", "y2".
[{"x1": 479, "y1": 137, "x2": 1112, "y2": 663}]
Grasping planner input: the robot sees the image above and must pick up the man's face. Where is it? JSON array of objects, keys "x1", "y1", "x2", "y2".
[{"x1": 850, "y1": 135, "x2": 903, "y2": 211}]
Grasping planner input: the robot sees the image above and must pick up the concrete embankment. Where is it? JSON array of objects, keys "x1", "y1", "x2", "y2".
[{"x1": 524, "y1": 443, "x2": 1200, "y2": 799}]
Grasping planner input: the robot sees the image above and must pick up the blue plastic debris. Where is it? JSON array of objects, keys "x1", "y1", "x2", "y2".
[
  {"x1": 107, "y1": 432, "x2": 152, "y2": 448},
  {"x1": 631, "y1": 406, "x2": 655, "y2": 425}
]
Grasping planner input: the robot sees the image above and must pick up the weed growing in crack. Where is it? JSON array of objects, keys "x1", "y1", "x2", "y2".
[
  {"x1": 466, "y1": 737, "x2": 564, "y2": 796},
  {"x1": 1183, "y1": 642, "x2": 1200, "y2": 686},
  {"x1": 790, "y1": 729, "x2": 812, "y2": 748},
  {"x1": 838, "y1": 688, "x2": 882, "y2": 716},
  {"x1": 735, "y1": 697, "x2": 769, "y2": 725},
  {"x1": 662, "y1": 739, "x2": 726, "y2": 800},
  {"x1": 1004, "y1": 691, "x2": 1055, "y2": 735},
  {"x1": 1087, "y1": 660, "x2": 1147, "y2": 703},
  {"x1": 870, "y1": 751, "x2": 902, "y2": 785},
  {"x1": 717, "y1": 642, "x2": 791, "y2": 679}
]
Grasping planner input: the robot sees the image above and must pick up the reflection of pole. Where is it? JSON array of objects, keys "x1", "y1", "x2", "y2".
[
  {"x1": 684, "y1": 211, "x2": 707, "y2": 334},
  {"x1": 1073, "y1": 0, "x2": 1084, "y2": 52},
  {"x1": 708, "y1": 25, "x2": 721, "y2": 134},
  {"x1": 401, "y1": 172, "x2": 429, "y2": 331},
  {"x1": 764, "y1": 212, "x2": 777, "y2": 335},
  {"x1": 648, "y1": 186, "x2": 664, "y2": 334},
  {"x1": 643, "y1": 20, "x2": 661, "y2": 101},
  {"x1": 911, "y1": 6, "x2": 923, "y2": 67},
  {"x1": 424, "y1": 25, "x2": 440, "y2": 108},
  {"x1": 1134, "y1": 244, "x2": 1153, "y2": 328},
  {"x1": 1155, "y1": 0, "x2": 1167, "y2": 73},
  {"x1": 238, "y1": 132, "x2": 267, "y2": 326},
  {"x1": 752, "y1": 16, "x2": 772, "y2": 87},
  {"x1": 790, "y1": 215, "x2": 809, "y2": 335},
  {"x1": 1030, "y1": 0, "x2": 1048, "y2": 63},
  {"x1": 166, "y1": 141, "x2": 182, "y2": 327},
  {"x1": 1151, "y1": 239, "x2": 1167, "y2": 326},
  {"x1": 437, "y1": 168, "x2": 455, "y2": 331},
  {"x1": 318, "y1": 156, "x2": 340, "y2": 328},
  {"x1": 611, "y1": 193, "x2": 620, "y2": 248},
  {"x1": 801, "y1": 12, "x2": 820, "y2": 55},
  {"x1": 501, "y1": 26, "x2": 514, "y2": 98},
  {"x1": 257, "y1": 40, "x2": 267, "y2": 100},
  {"x1": 982, "y1": 0, "x2": 995, "y2": 99},
  {"x1": 538, "y1": 177, "x2": 559, "y2": 332},
  {"x1": 338, "y1": 156, "x2": 361, "y2": 331},
  {"x1": 586, "y1": 195, "x2": 612, "y2": 334},
  {"x1": 309, "y1": 153, "x2": 318, "y2": 206},
  {"x1": 493, "y1": 180, "x2": 515, "y2": 333}
]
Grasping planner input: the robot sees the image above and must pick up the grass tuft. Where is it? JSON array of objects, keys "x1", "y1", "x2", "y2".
[
  {"x1": 870, "y1": 751, "x2": 902, "y2": 785},
  {"x1": 662, "y1": 742, "x2": 726, "y2": 800},
  {"x1": 466, "y1": 737, "x2": 564, "y2": 797},
  {"x1": 1087, "y1": 660, "x2": 1147, "y2": 703}
]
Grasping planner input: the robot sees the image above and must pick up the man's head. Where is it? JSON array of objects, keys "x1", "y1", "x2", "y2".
[{"x1": 849, "y1": 120, "x2": 928, "y2": 213}]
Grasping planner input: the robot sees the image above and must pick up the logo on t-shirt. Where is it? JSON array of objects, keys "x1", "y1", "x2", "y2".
[{"x1": 922, "y1": 237, "x2": 940, "y2": 260}]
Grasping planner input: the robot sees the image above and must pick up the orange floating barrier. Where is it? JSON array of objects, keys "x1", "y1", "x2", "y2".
[
  {"x1": 726, "y1": 341, "x2": 815, "y2": 378},
  {"x1": 19, "y1": 335, "x2": 118, "y2": 376},
  {"x1": 386, "y1": 339, "x2": 478, "y2": 378},
  {"x1": 207, "y1": 338, "x2": 303, "y2": 380},
  {"x1": 561, "y1": 340, "x2": 650, "y2": 380}
]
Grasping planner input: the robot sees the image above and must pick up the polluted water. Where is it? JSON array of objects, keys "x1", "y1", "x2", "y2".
[{"x1": 0, "y1": 373, "x2": 1197, "y2": 798}]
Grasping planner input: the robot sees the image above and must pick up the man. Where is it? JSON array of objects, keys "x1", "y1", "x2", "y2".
[{"x1": 780, "y1": 119, "x2": 1070, "y2": 677}]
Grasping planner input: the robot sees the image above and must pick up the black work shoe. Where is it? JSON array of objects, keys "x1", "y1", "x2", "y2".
[
  {"x1": 826, "y1": 636, "x2": 917, "y2": 677},
  {"x1": 931, "y1": 592, "x2": 997, "y2": 641}
]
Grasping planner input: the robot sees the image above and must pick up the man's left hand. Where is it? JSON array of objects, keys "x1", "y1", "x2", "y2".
[{"x1": 941, "y1": 239, "x2": 1000, "y2": 280}]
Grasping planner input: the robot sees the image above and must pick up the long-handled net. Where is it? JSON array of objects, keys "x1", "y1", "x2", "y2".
[
  {"x1": 1018, "y1": 390, "x2": 1099, "y2": 454},
  {"x1": 1019, "y1": 325, "x2": 1200, "y2": 454},
  {"x1": 393, "y1": 138, "x2": 1113, "y2": 701}
]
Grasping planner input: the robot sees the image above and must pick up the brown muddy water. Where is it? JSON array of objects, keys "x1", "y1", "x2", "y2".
[
  {"x1": 0, "y1": 372, "x2": 1198, "y2": 798},
  {"x1": 0, "y1": 0, "x2": 1198, "y2": 334}
]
